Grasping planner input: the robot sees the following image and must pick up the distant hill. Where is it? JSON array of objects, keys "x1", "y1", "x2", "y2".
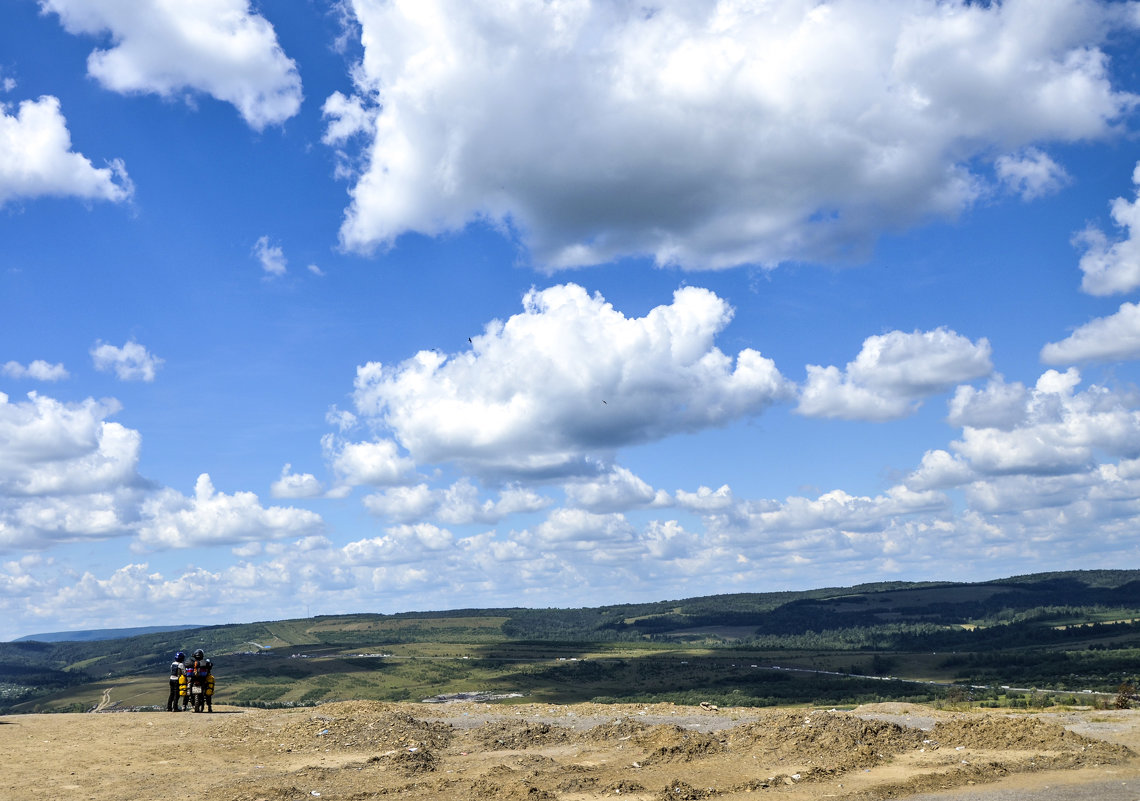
[
  {"x1": 13, "y1": 624, "x2": 204, "y2": 643},
  {"x1": 4, "y1": 569, "x2": 1140, "y2": 713}
]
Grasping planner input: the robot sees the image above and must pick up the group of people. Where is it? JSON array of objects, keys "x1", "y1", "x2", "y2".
[{"x1": 167, "y1": 649, "x2": 215, "y2": 712}]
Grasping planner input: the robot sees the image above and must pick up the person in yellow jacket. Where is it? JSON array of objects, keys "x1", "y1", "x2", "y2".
[
  {"x1": 202, "y1": 658, "x2": 215, "y2": 712},
  {"x1": 186, "y1": 649, "x2": 209, "y2": 712}
]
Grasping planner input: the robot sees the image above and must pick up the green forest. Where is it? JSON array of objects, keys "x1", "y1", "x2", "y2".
[{"x1": 3, "y1": 569, "x2": 1139, "y2": 714}]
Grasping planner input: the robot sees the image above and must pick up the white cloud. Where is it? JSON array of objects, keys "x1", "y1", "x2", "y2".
[
  {"x1": 954, "y1": 426, "x2": 1094, "y2": 477},
  {"x1": 343, "y1": 523, "x2": 454, "y2": 565},
  {"x1": 0, "y1": 392, "x2": 144, "y2": 549},
  {"x1": 0, "y1": 392, "x2": 137, "y2": 496},
  {"x1": 724, "y1": 485, "x2": 948, "y2": 537},
  {"x1": 322, "y1": 90, "x2": 373, "y2": 145},
  {"x1": 0, "y1": 391, "x2": 332, "y2": 555},
  {"x1": 0, "y1": 95, "x2": 132, "y2": 206},
  {"x1": 527, "y1": 507, "x2": 637, "y2": 551},
  {"x1": 641, "y1": 519, "x2": 702, "y2": 561},
  {"x1": 2, "y1": 360, "x2": 69, "y2": 381},
  {"x1": 1041, "y1": 301, "x2": 1140, "y2": 363},
  {"x1": 950, "y1": 369, "x2": 1140, "y2": 477},
  {"x1": 674, "y1": 484, "x2": 736, "y2": 513},
  {"x1": 323, "y1": 435, "x2": 415, "y2": 488},
  {"x1": 253, "y1": 235, "x2": 287, "y2": 276},
  {"x1": 491, "y1": 484, "x2": 556, "y2": 519},
  {"x1": 2, "y1": 493, "x2": 134, "y2": 548},
  {"x1": 362, "y1": 478, "x2": 552, "y2": 524},
  {"x1": 330, "y1": 0, "x2": 1135, "y2": 269},
  {"x1": 136, "y1": 473, "x2": 323, "y2": 549},
  {"x1": 270, "y1": 464, "x2": 324, "y2": 499},
  {"x1": 798, "y1": 328, "x2": 992, "y2": 421},
  {"x1": 40, "y1": 0, "x2": 302, "y2": 129},
  {"x1": 962, "y1": 473, "x2": 1094, "y2": 515},
  {"x1": 563, "y1": 466, "x2": 671, "y2": 513},
  {"x1": 17, "y1": 422, "x2": 1140, "y2": 636},
  {"x1": 362, "y1": 483, "x2": 436, "y2": 523},
  {"x1": 995, "y1": 148, "x2": 1070, "y2": 200},
  {"x1": 90, "y1": 339, "x2": 163, "y2": 382},
  {"x1": 1075, "y1": 162, "x2": 1140, "y2": 296},
  {"x1": 947, "y1": 376, "x2": 1029, "y2": 429},
  {"x1": 905, "y1": 449, "x2": 976, "y2": 491},
  {"x1": 12, "y1": 562, "x2": 250, "y2": 634},
  {"x1": 434, "y1": 479, "x2": 551, "y2": 525},
  {"x1": 351, "y1": 284, "x2": 792, "y2": 477},
  {"x1": 325, "y1": 405, "x2": 358, "y2": 432}
]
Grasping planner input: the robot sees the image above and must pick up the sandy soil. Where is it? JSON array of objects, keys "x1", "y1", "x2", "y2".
[{"x1": 4, "y1": 700, "x2": 1139, "y2": 801}]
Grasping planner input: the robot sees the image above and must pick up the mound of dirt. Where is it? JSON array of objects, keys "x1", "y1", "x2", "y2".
[
  {"x1": 724, "y1": 709, "x2": 924, "y2": 771},
  {"x1": 475, "y1": 720, "x2": 575, "y2": 750},
  {"x1": 634, "y1": 725, "x2": 725, "y2": 763},
  {"x1": 931, "y1": 714, "x2": 1115, "y2": 752},
  {"x1": 218, "y1": 699, "x2": 454, "y2": 754}
]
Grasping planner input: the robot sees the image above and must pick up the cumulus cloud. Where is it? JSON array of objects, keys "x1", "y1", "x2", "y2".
[
  {"x1": 674, "y1": 484, "x2": 736, "y2": 513},
  {"x1": 136, "y1": 473, "x2": 323, "y2": 549},
  {"x1": 18, "y1": 419, "x2": 1140, "y2": 636},
  {"x1": 2, "y1": 360, "x2": 69, "y2": 381},
  {"x1": 962, "y1": 473, "x2": 1096, "y2": 516},
  {"x1": 362, "y1": 483, "x2": 435, "y2": 523},
  {"x1": 253, "y1": 235, "x2": 287, "y2": 276},
  {"x1": 329, "y1": 0, "x2": 1136, "y2": 269},
  {"x1": 950, "y1": 369, "x2": 1140, "y2": 477},
  {"x1": 344, "y1": 523, "x2": 454, "y2": 565},
  {"x1": 40, "y1": 0, "x2": 302, "y2": 129},
  {"x1": 0, "y1": 95, "x2": 132, "y2": 206},
  {"x1": 0, "y1": 390, "x2": 325, "y2": 553},
  {"x1": 905, "y1": 449, "x2": 976, "y2": 491},
  {"x1": 725, "y1": 485, "x2": 948, "y2": 537},
  {"x1": 90, "y1": 339, "x2": 163, "y2": 382},
  {"x1": 526, "y1": 507, "x2": 637, "y2": 552},
  {"x1": 1075, "y1": 161, "x2": 1140, "y2": 296},
  {"x1": 563, "y1": 466, "x2": 671, "y2": 513},
  {"x1": 351, "y1": 284, "x2": 793, "y2": 476},
  {"x1": 322, "y1": 435, "x2": 415, "y2": 488},
  {"x1": 363, "y1": 479, "x2": 552, "y2": 524},
  {"x1": 326, "y1": 406, "x2": 358, "y2": 432},
  {"x1": 947, "y1": 377, "x2": 1029, "y2": 429},
  {"x1": 270, "y1": 464, "x2": 324, "y2": 499},
  {"x1": 0, "y1": 392, "x2": 145, "y2": 549},
  {"x1": 0, "y1": 392, "x2": 139, "y2": 496},
  {"x1": 8, "y1": 562, "x2": 256, "y2": 635},
  {"x1": 1041, "y1": 301, "x2": 1140, "y2": 363},
  {"x1": 994, "y1": 148, "x2": 1070, "y2": 200},
  {"x1": 797, "y1": 328, "x2": 993, "y2": 421},
  {"x1": 322, "y1": 91, "x2": 373, "y2": 146}
]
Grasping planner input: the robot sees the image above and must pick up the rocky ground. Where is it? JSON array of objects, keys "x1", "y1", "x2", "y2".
[{"x1": 4, "y1": 700, "x2": 1140, "y2": 800}]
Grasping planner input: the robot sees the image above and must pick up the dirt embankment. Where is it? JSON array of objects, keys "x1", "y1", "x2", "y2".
[{"x1": 2, "y1": 701, "x2": 1138, "y2": 801}]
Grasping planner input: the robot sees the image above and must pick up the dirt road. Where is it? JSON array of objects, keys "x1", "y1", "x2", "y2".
[{"x1": 3, "y1": 700, "x2": 1138, "y2": 800}]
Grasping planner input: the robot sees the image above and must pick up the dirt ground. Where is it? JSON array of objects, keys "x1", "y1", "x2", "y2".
[{"x1": 4, "y1": 700, "x2": 1140, "y2": 801}]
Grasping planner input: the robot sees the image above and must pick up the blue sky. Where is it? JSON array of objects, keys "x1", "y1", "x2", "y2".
[{"x1": 4, "y1": 0, "x2": 1140, "y2": 640}]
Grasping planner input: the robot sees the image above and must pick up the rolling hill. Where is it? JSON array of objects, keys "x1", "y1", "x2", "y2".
[{"x1": 3, "y1": 569, "x2": 1139, "y2": 713}]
